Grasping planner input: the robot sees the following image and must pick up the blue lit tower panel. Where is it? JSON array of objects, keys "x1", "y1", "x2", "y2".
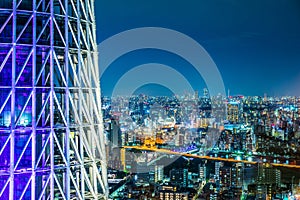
[{"x1": 0, "y1": 0, "x2": 108, "y2": 199}]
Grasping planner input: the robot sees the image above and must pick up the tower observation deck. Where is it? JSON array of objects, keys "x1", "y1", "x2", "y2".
[{"x1": 0, "y1": 0, "x2": 108, "y2": 199}]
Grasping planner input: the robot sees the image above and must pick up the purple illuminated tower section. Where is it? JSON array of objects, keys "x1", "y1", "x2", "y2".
[{"x1": 0, "y1": 0, "x2": 108, "y2": 199}]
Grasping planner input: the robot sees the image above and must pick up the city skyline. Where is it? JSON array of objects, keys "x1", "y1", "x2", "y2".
[
  {"x1": 1, "y1": 1, "x2": 300, "y2": 199},
  {"x1": 95, "y1": 0, "x2": 300, "y2": 97}
]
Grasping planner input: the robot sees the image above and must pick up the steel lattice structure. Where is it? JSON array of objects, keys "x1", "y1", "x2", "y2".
[{"x1": 0, "y1": 0, "x2": 108, "y2": 199}]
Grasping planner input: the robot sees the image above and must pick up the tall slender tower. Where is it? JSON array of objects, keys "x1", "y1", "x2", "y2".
[{"x1": 0, "y1": 0, "x2": 108, "y2": 199}]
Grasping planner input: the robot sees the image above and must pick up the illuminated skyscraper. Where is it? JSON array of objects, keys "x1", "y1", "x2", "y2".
[
  {"x1": 154, "y1": 165, "x2": 164, "y2": 183},
  {"x1": 198, "y1": 163, "x2": 206, "y2": 181},
  {"x1": 0, "y1": 0, "x2": 108, "y2": 199},
  {"x1": 227, "y1": 102, "x2": 239, "y2": 123},
  {"x1": 226, "y1": 96, "x2": 243, "y2": 124}
]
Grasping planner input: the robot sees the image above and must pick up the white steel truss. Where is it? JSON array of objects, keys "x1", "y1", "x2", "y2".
[{"x1": 0, "y1": 0, "x2": 108, "y2": 199}]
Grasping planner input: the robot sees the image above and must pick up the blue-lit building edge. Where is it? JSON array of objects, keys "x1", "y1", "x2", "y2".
[
  {"x1": 1, "y1": 0, "x2": 72, "y2": 199},
  {"x1": 0, "y1": 44, "x2": 52, "y2": 199},
  {"x1": 0, "y1": 0, "x2": 109, "y2": 198},
  {"x1": 0, "y1": 45, "x2": 71, "y2": 198}
]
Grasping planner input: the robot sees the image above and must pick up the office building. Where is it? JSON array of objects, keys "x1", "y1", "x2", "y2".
[
  {"x1": 169, "y1": 168, "x2": 188, "y2": 188},
  {"x1": 155, "y1": 165, "x2": 164, "y2": 183}
]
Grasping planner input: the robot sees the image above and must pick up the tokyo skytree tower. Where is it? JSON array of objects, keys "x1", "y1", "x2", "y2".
[{"x1": 0, "y1": 0, "x2": 108, "y2": 199}]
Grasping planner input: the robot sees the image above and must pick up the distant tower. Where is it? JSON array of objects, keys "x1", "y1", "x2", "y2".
[
  {"x1": 194, "y1": 90, "x2": 199, "y2": 100},
  {"x1": 264, "y1": 93, "x2": 267, "y2": 102},
  {"x1": 203, "y1": 88, "x2": 209, "y2": 98},
  {"x1": 0, "y1": 0, "x2": 108, "y2": 199}
]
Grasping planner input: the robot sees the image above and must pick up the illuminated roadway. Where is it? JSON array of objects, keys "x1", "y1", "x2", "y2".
[{"x1": 123, "y1": 146, "x2": 300, "y2": 169}]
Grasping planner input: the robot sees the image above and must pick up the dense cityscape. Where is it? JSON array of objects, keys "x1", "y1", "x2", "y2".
[
  {"x1": 102, "y1": 90, "x2": 300, "y2": 200},
  {"x1": 0, "y1": 0, "x2": 299, "y2": 199}
]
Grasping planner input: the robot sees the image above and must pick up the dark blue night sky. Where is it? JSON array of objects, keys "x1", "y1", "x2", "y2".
[{"x1": 95, "y1": 0, "x2": 300, "y2": 96}]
